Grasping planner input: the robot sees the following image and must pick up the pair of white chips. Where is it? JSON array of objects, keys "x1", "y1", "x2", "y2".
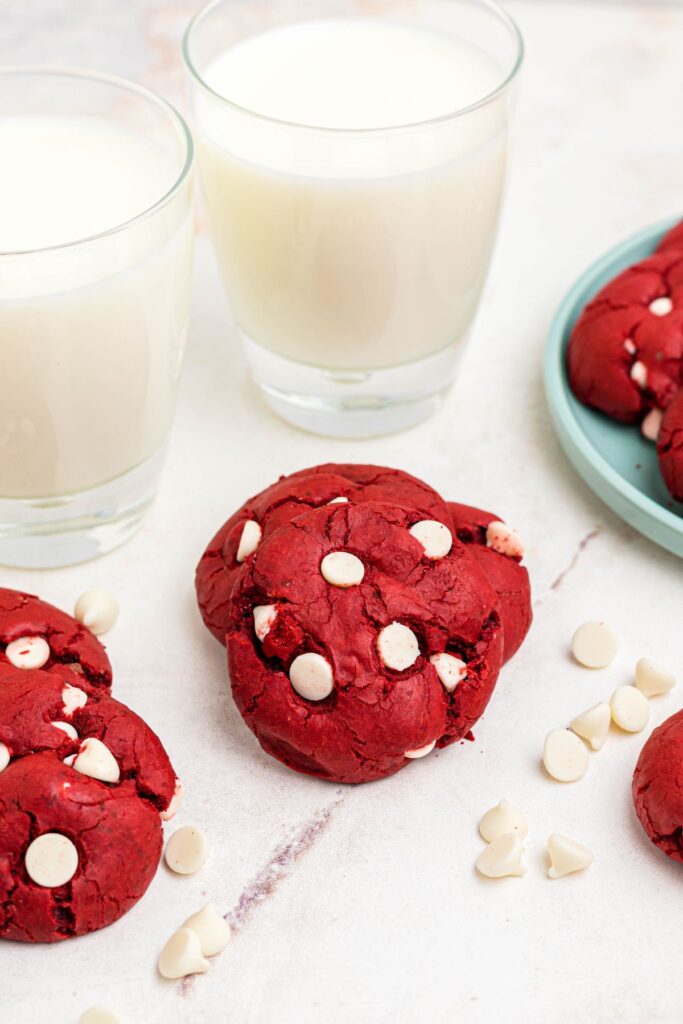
[
  {"x1": 158, "y1": 904, "x2": 231, "y2": 979},
  {"x1": 475, "y1": 800, "x2": 592, "y2": 879}
]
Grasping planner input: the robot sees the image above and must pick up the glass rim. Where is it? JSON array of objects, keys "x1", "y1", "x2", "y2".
[
  {"x1": 0, "y1": 65, "x2": 194, "y2": 258},
  {"x1": 182, "y1": 0, "x2": 524, "y2": 136}
]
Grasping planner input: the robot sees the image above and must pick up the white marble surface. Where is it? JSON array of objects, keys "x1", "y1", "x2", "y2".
[{"x1": 2, "y1": 2, "x2": 683, "y2": 1022}]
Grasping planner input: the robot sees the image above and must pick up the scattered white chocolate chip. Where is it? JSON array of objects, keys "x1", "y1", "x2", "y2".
[
  {"x1": 543, "y1": 729, "x2": 589, "y2": 783},
  {"x1": 641, "y1": 408, "x2": 663, "y2": 442},
  {"x1": 409, "y1": 520, "x2": 453, "y2": 559},
  {"x1": 25, "y1": 832, "x2": 78, "y2": 887},
  {"x1": 183, "y1": 904, "x2": 231, "y2": 957},
  {"x1": 289, "y1": 652, "x2": 334, "y2": 701},
  {"x1": 485, "y1": 521, "x2": 524, "y2": 559},
  {"x1": 74, "y1": 589, "x2": 119, "y2": 636},
  {"x1": 51, "y1": 721, "x2": 78, "y2": 741},
  {"x1": 79, "y1": 1007, "x2": 123, "y2": 1024},
  {"x1": 328, "y1": 496, "x2": 348, "y2": 504},
  {"x1": 429, "y1": 652, "x2": 467, "y2": 693},
  {"x1": 253, "y1": 604, "x2": 277, "y2": 641},
  {"x1": 5, "y1": 635, "x2": 50, "y2": 670},
  {"x1": 475, "y1": 833, "x2": 525, "y2": 878},
  {"x1": 571, "y1": 621, "x2": 617, "y2": 669},
  {"x1": 630, "y1": 360, "x2": 648, "y2": 388},
  {"x1": 320, "y1": 551, "x2": 365, "y2": 588},
  {"x1": 0, "y1": 742, "x2": 9, "y2": 772},
  {"x1": 570, "y1": 702, "x2": 611, "y2": 751},
  {"x1": 164, "y1": 826, "x2": 209, "y2": 875},
  {"x1": 158, "y1": 927, "x2": 209, "y2": 980},
  {"x1": 547, "y1": 833, "x2": 593, "y2": 879},
  {"x1": 404, "y1": 740, "x2": 436, "y2": 759},
  {"x1": 377, "y1": 622, "x2": 419, "y2": 671},
  {"x1": 649, "y1": 296, "x2": 673, "y2": 317},
  {"x1": 62, "y1": 684, "x2": 88, "y2": 717},
  {"x1": 635, "y1": 657, "x2": 677, "y2": 698},
  {"x1": 73, "y1": 738, "x2": 120, "y2": 784},
  {"x1": 160, "y1": 778, "x2": 185, "y2": 822},
  {"x1": 623, "y1": 338, "x2": 637, "y2": 356},
  {"x1": 478, "y1": 800, "x2": 528, "y2": 843},
  {"x1": 236, "y1": 520, "x2": 261, "y2": 563},
  {"x1": 610, "y1": 686, "x2": 650, "y2": 733}
]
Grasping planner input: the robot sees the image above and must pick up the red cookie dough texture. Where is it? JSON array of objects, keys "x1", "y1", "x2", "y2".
[
  {"x1": 196, "y1": 463, "x2": 452, "y2": 644},
  {"x1": 227, "y1": 501, "x2": 504, "y2": 784},
  {"x1": 567, "y1": 251, "x2": 683, "y2": 422},
  {"x1": 657, "y1": 386, "x2": 683, "y2": 502},
  {"x1": 632, "y1": 708, "x2": 683, "y2": 864},
  {"x1": 447, "y1": 502, "x2": 531, "y2": 663},
  {"x1": 0, "y1": 588, "x2": 112, "y2": 693},
  {"x1": 0, "y1": 667, "x2": 177, "y2": 942}
]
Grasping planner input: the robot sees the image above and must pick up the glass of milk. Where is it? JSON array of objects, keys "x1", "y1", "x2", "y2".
[
  {"x1": 0, "y1": 68, "x2": 194, "y2": 568},
  {"x1": 184, "y1": 0, "x2": 522, "y2": 437}
]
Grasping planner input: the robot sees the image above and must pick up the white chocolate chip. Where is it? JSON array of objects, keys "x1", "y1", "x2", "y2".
[
  {"x1": 51, "y1": 721, "x2": 78, "y2": 741},
  {"x1": 543, "y1": 729, "x2": 589, "y2": 783},
  {"x1": 5, "y1": 635, "x2": 50, "y2": 670},
  {"x1": 289, "y1": 652, "x2": 334, "y2": 701},
  {"x1": 320, "y1": 551, "x2": 365, "y2": 588},
  {"x1": 485, "y1": 521, "x2": 524, "y2": 559},
  {"x1": 377, "y1": 622, "x2": 419, "y2": 672},
  {"x1": 253, "y1": 604, "x2": 277, "y2": 641},
  {"x1": 236, "y1": 520, "x2": 261, "y2": 563},
  {"x1": 160, "y1": 778, "x2": 185, "y2": 822},
  {"x1": 635, "y1": 657, "x2": 677, "y2": 698},
  {"x1": 623, "y1": 338, "x2": 637, "y2": 355},
  {"x1": 183, "y1": 904, "x2": 231, "y2": 957},
  {"x1": 571, "y1": 621, "x2": 618, "y2": 669},
  {"x1": 63, "y1": 754, "x2": 77, "y2": 767},
  {"x1": 478, "y1": 800, "x2": 528, "y2": 843},
  {"x1": 630, "y1": 360, "x2": 648, "y2": 388},
  {"x1": 409, "y1": 520, "x2": 453, "y2": 559},
  {"x1": 404, "y1": 740, "x2": 436, "y2": 759},
  {"x1": 547, "y1": 833, "x2": 593, "y2": 879},
  {"x1": 328, "y1": 496, "x2": 348, "y2": 504},
  {"x1": 570, "y1": 702, "x2": 611, "y2": 751},
  {"x1": 61, "y1": 684, "x2": 88, "y2": 717},
  {"x1": 0, "y1": 742, "x2": 9, "y2": 772},
  {"x1": 158, "y1": 927, "x2": 210, "y2": 980},
  {"x1": 610, "y1": 685, "x2": 650, "y2": 733},
  {"x1": 475, "y1": 833, "x2": 525, "y2": 878},
  {"x1": 641, "y1": 408, "x2": 663, "y2": 442},
  {"x1": 429, "y1": 652, "x2": 467, "y2": 693},
  {"x1": 649, "y1": 296, "x2": 673, "y2": 316},
  {"x1": 79, "y1": 1008, "x2": 123, "y2": 1024},
  {"x1": 164, "y1": 826, "x2": 209, "y2": 875},
  {"x1": 74, "y1": 589, "x2": 119, "y2": 636},
  {"x1": 25, "y1": 832, "x2": 78, "y2": 887},
  {"x1": 73, "y1": 738, "x2": 120, "y2": 784}
]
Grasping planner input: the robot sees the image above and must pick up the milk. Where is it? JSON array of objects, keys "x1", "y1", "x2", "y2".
[
  {"x1": 195, "y1": 18, "x2": 509, "y2": 371},
  {"x1": 0, "y1": 116, "x2": 193, "y2": 499}
]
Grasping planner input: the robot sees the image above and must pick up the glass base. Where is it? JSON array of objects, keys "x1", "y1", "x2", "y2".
[
  {"x1": 243, "y1": 335, "x2": 464, "y2": 437},
  {"x1": 0, "y1": 445, "x2": 168, "y2": 569}
]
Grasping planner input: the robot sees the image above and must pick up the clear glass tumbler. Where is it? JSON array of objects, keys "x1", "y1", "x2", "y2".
[
  {"x1": 184, "y1": 0, "x2": 522, "y2": 438},
  {"x1": 0, "y1": 69, "x2": 194, "y2": 568}
]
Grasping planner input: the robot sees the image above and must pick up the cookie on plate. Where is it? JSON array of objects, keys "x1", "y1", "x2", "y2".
[
  {"x1": 0, "y1": 588, "x2": 112, "y2": 693},
  {"x1": 227, "y1": 501, "x2": 504, "y2": 784},
  {"x1": 0, "y1": 667, "x2": 179, "y2": 942},
  {"x1": 632, "y1": 708, "x2": 683, "y2": 864},
  {"x1": 196, "y1": 463, "x2": 452, "y2": 644},
  {"x1": 657, "y1": 387, "x2": 683, "y2": 502}
]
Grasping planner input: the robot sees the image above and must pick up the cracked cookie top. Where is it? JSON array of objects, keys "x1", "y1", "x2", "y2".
[{"x1": 632, "y1": 707, "x2": 683, "y2": 864}]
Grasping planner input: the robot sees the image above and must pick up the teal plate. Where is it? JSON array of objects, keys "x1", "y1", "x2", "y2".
[{"x1": 545, "y1": 217, "x2": 683, "y2": 559}]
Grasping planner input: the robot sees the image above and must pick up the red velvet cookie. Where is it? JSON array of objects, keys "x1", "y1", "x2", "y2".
[
  {"x1": 567, "y1": 251, "x2": 683, "y2": 422},
  {"x1": 227, "y1": 501, "x2": 504, "y2": 784},
  {"x1": 655, "y1": 219, "x2": 683, "y2": 255},
  {"x1": 0, "y1": 588, "x2": 112, "y2": 693},
  {"x1": 197, "y1": 463, "x2": 451, "y2": 644},
  {"x1": 657, "y1": 387, "x2": 683, "y2": 502},
  {"x1": 632, "y1": 708, "x2": 683, "y2": 864},
  {"x1": 447, "y1": 502, "x2": 531, "y2": 663},
  {"x1": 0, "y1": 667, "x2": 179, "y2": 942}
]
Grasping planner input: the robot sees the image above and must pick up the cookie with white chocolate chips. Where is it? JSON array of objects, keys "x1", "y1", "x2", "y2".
[
  {"x1": 0, "y1": 666, "x2": 179, "y2": 942},
  {"x1": 227, "y1": 501, "x2": 504, "y2": 784}
]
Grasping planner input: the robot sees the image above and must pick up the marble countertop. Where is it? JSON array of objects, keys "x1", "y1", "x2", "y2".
[{"x1": 2, "y1": 2, "x2": 682, "y2": 1022}]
